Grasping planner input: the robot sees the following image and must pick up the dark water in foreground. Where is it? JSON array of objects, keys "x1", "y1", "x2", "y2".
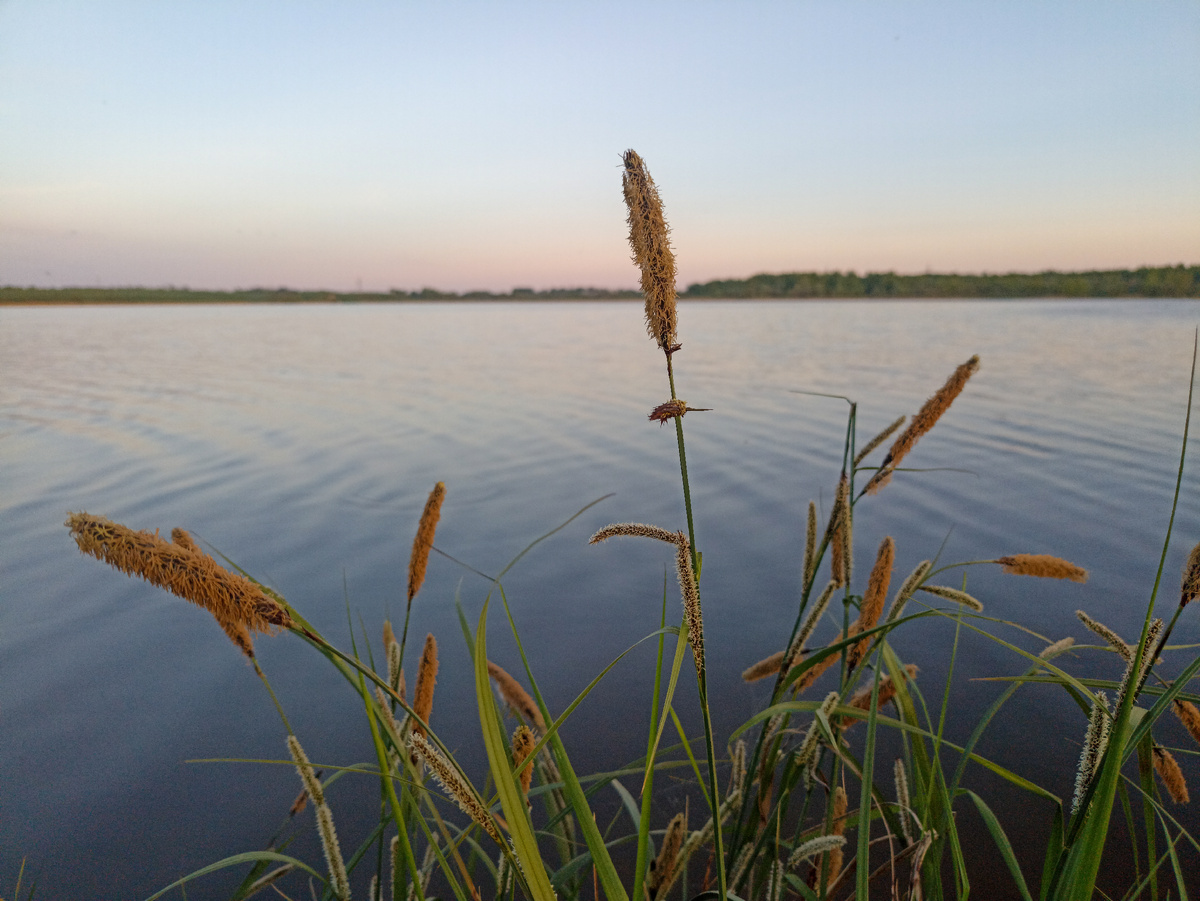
[{"x1": 2, "y1": 299, "x2": 1199, "y2": 898}]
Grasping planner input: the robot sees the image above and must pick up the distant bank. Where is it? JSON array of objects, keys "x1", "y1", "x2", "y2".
[{"x1": 2, "y1": 265, "x2": 1197, "y2": 305}]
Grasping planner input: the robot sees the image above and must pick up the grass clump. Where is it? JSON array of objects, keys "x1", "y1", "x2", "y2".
[{"x1": 60, "y1": 152, "x2": 1200, "y2": 901}]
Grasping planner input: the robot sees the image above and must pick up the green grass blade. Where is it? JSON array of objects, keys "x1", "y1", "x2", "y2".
[
  {"x1": 962, "y1": 790, "x2": 1034, "y2": 901},
  {"x1": 144, "y1": 852, "x2": 324, "y2": 901}
]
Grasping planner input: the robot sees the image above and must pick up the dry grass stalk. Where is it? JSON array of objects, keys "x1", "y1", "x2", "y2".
[
  {"x1": 622, "y1": 149, "x2": 678, "y2": 352},
  {"x1": 1174, "y1": 699, "x2": 1200, "y2": 747},
  {"x1": 408, "y1": 733, "x2": 504, "y2": 845},
  {"x1": 854, "y1": 414, "x2": 906, "y2": 468},
  {"x1": 412, "y1": 633, "x2": 439, "y2": 738},
  {"x1": 887, "y1": 560, "x2": 931, "y2": 622},
  {"x1": 487, "y1": 661, "x2": 547, "y2": 732},
  {"x1": 1182, "y1": 540, "x2": 1200, "y2": 607},
  {"x1": 589, "y1": 522, "x2": 682, "y2": 546},
  {"x1": 850, "y1": 536, "x2": 894, "y2": 665},
  {"x1": 287, "y1": 735, "x2": 349, "y2": 898},
  {"x1": 408, "y1": 482, "x2": 446, "y2": 604},
  {"x1": 65, "y1": 511, "x2": 292, "y2": 659},
  {"x1": 512, "y1": 725, "x2": 536, "y2": 795},
  {"x1": 996, "y1": 554, "x2": 1088, "y2": 583},
  {"x1": 648, "y1": 811, "x2": 687, "y2": 899},
  {"x1": 1076, "y1": 610, "x2": 1132, "y2": 662},
  {"x1": 742, "y1": 650, "x2": 785, "y2": 683},
  {"x1": 1153, "y1": 746, "x2": 1190, "y2": 804},
  {"x1": 916, "y1": 584, "x2": 984, "y2": 612},
  {"x1": 840, "y1": 664, "x2": 919, "y2": 728},
  {"x1": 803, "y1": 501, "x2": 818, "y2": 591},
  {"x1": 865, "y1": 355, "x2": 980, "y2": 494}
]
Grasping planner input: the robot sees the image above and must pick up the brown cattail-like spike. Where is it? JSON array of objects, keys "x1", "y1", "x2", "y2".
[
  {"x1": 647, "y1": 811, "x2": 687, "y2": 899},
  {"x1": 887, "y1": 560, "x2": 931, "y2": 623},
  {"x1": 512, "y1": 724, "x2": 536, "y2": 795},
  {"x1": 1181, "y1": 541, "x2": 1200, "y2": 607},
  {"x1": 66, "y1": 512, "x2": 292, "y2": 659},
  {"x1": 408, "y1": 482, "x2": 446, "y2": 604},
  {"x1": 622, "y1": 150, "x2": 678, "y2": 352},
  {"x1": 850, "y1": 537, "x2": 894, "y2": 666},
  {"x1": 589, "y1": 522, "x2": 682, "y2": 546},
  {"x1": 488, "y1": 661, "x2": 547, "y2": 733},
  {"x1": 996, "y1": 554, "x2": 1088, "y2": 583},
  {"x1": 840, "y1": 665, "x2": 919, "y2": 728},
  {"x1": 1153, "y1": 746, "x2": 1190, "y2": 804},
  {"x1": 1173, "y1": 699, "x2": 1200, "y2": 748},
  {"x1": 676, "y1": 535, "x2": 704, "y2": 679},
  {"x1": 1040, "y1": 637, "x2": 1076, "y2": 660},
  {"x1": 1076, "y1": 610, "x2": 1132, "y2": 662},
  {"x1": 742, "y1": 650, "x2": 785, "y2": 683},
  {"x1": 803, "y1": 501, "x2": 818, "y2": 591},
  {"x1": 412, "y1": 633, "x2": 438, "y2": 737},
  {"x1": 795, "y1": 622, "x2": 862, "y2": 695},
  {"x1": 170, "y1": 527, "x2": 198, "y2": 552},
  {"x1": 866, "y1": 355, "x2": 980, "y2": 495},
  {"x1": 787, "y1": 580, "x2": 838, "y2": 675},
  {"x1": 817, "y1": 785, "x2": 849, "y2": 886}
]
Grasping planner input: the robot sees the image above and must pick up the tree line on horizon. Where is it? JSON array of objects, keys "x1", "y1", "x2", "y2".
[{"x1": 2, "y1": 264, "x2": 1197, "y2": 304}]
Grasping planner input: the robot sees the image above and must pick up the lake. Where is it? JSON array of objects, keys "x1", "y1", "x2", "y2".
[{"x1": 2, "y1": 299, "x2": 1199, "y2": 898}]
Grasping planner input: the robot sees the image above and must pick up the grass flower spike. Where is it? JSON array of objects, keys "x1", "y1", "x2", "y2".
[
  {"x1": 408, "y1": 482, "x2": 446, "y2": 604},
  {"x1": 996, "y1": 554, "x2": 1088, "y2": 583},
  {"x1": 65, "y1": 511, "x2": 292, "y2": 658},
  {"x1": 1182, "y1": 539, "x2": 1200, "y2": 607},
  {"x1": 1153, "y1": 746, "x2": 1190, "y2": 804},
  {"x1": 488, "y1": 661, "x2": 547, "y2": 732},
  {"x1": 412, "y1": 632, "x2": 439, "y2": 738},
  {"x1": 287, "y1": 734, "x2": 350, "y2": 899},
  {"x1": 622, "y1": 149, "x2": 677, "y2": 353}
]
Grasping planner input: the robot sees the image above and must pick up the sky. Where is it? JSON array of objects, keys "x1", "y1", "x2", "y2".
[{"x1": 1, "y1": 1, "x2": 1198, "y2": 293}]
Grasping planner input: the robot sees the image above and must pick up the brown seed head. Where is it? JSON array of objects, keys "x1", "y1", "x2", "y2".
[
  {"x1": 1173, "y1": 699, "x2": 1200, "y2": 748},
  {"x1": 676, "y1": 535, "x2": 704, "y2": 679},
  {"x1": 487, "y1": 660, "x2": 546, "y2": 733},
  {"x1": 742, "y1": 650, "x2": 786, "y2": 683},
  {"x1": 622, "y1": 150, "x2": 678, "y2": 351},
  {"x1": 408, "y1": 482, "x2": 446, "y2": 604},
  {"x1": 866, "y1": 355, "x2": 980, "y2": 495},
  {"x1": 841, "y1": 664, "x2": 919, "y2": 728},
  {"x1": 854, "y1": 415, "x2": 907, "y2": 468},
  {"x1": 1182, "y1": 541, "x2": 1200, "y2": 607},
  {"x1": 997, "y1": 554, "x2": 1088, "y2": 583},
  {"x1": 589, "y1": 522, "x2": 682, "y2": 546},
  {"x1": 66, "y1": 511, "x2": 292, "y2": 658},
  {"x1": 851, "y1": 536, "x2": 894, "y2": 663},
  {"x1": 648, "y1": 811, "x2": 687, "y2": 899},
  {"x1": 1153, "y1": 746, "x2": 1190, "y2": 804},
  {"x1": 412, "y1": 633, "x2": 439, "y2": 737},
  {"x1": 795, "y1": 622, "x2": 862, "y2": 695},
  {"x1": 170, "y1": 527, "x2": 198, "y2": 552},
  {"x1": 511, "y1": 724, "x2": 536, "y2": 795},
  {"x1": 408, "y1": 732, "x2": 504, "y2": 845}
]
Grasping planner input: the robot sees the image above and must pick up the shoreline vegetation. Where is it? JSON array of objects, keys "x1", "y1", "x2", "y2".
[{"x1": 3, "y1": 264, "x2": 1198, "y2": 306}]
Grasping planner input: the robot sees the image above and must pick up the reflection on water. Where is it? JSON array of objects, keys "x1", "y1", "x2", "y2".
[{"x1": 2, "y1": 299, "x2": 1199, "y2": 897}]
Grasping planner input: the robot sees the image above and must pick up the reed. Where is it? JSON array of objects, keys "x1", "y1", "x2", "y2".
[
  {"x1": 408, "y1": 482, "x2": 445, "y2": 605},
  {"x1": 995, "y1": 553, "x2": 1088, "y2": 582},
  {"x1": 411, "y1": 632, "x2": 438, "y2": 738}
]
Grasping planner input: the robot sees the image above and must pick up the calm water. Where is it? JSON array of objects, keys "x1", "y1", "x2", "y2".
[{"x1": 2, "y1": 300, "x2": 1199, "y2": 898}]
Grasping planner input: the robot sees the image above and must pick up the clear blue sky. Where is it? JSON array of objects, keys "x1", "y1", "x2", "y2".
[{"x1": 2, "y1": 1, "x2": 1197, "y2": 292}]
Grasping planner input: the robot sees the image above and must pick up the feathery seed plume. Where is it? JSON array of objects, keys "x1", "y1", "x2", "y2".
[
  {"x1": 787, "y1": 835, "x2": 846, "y2": 871},
  {"x1": 851, "y1": 536, "x2": 894, "y2": 665},
  {"x1": 916, "y1": 584, "x2": 984, "y2": 612},
  {"x1": 742, "y1": 650, "x2": 786, "y2": 683},
  {"x1": 787, "y1": 580, "x2": 838, "y2": 675},
  {"x1": 1174, "y1": 699, "x2": 1200, "y2": 748},
  {"x1": 622, "y1": 150, "x2": 678, "y2": 352},
  {"x1": 648, "y1": 812, "x2": 687, "y2": 900},
  {"x1": 996, "y1": 554, "x2": 1088, "y2": 583},
  {"x1": 803, "y1": 501, "x2": 818, "y2": 591},
  {"x1": 1040, "y1": 636, "x2": 1076, "y2": 660},
  {"x1": 287, "y1": 735, "x2": 350, "y2": 898},
  {"x1": 894, "y1": 759, "x2": 914, "y2": 845},
  {"x1": 728, "y1": 740, "x2": 746, "y2": 799},
  {"x1": 66, "y1": 511, "x2": 291, "y2": 658},
  {"x1": 1182, "y1": 541, "x2": 1200, "y2": 607},
  {"x1": 1071, "y1": 692, "x2": 1112, "y2": 815},
  {"x1": 676, "y1": 535, "x2": 704, "y2": 678},
  {"x1": 512, "y1": 725, "x2": 536, "y2": 795},
  {"x1": 408, "y1": 482, "x2": 446, "y2": 604},
  {"x1": 1075, "y1": 610, "x2": 1132, "y2": 662},
  {"x1": 408, "y1": 733, "x2": 504, "y2": 845},
  {"x1": 887, "y1": 560, "x2": 931, "y2": 622},
  {"x1": 865, "y1": 355, "x2": 980, "y2": 494},
  {"x1": 1153, "y1": 746, "x2": 1190, "y2": 804},
  {"x1": 487, "y1": 661, "x2": 547, "y2": 733},
  {"x1": 854, "y1": 415, "x2": 906, "y2": 468},
  {"x1": 412, "y1": 633, "x2": 439, "y2": 738},
  {"x1": 589, "y1": 522, "x2": 682, "y2": 546}
]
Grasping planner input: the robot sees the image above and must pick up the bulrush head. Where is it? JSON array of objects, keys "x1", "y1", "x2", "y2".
[
  {"x1": 1181, "y1": 540, "x2": 1200, "y2": 607},
  {"x1": 511, "y1": 725, "x2": 536, "y2": 795},
  {"x1": 408, "y1": 482, "x2": 446, "y2": 605},
  {"x1": 996, "y1": 554, "x2": 1088, "y2": 583},
  {"x1": 742, "y1": 650, "x2": 785, "y2": 683},
  {"x1": 622, "y1": 149, "x2": 678, "y2": 353},
  {"x1": 65, "y1": 511, "x2": 292, "y2": 659},
  {"x1": 648, "y1": 811, "x2": 687, "y2": 900},
  {"x1": 1153, "y1": 745, "x2": 1190, "y2": 804},
  {"x1": 850, "y1": 536, "x2": 894, "y2": 665},
  {"x1": 408, "y1": 732, "x2": 505, "y2": 845},
  {"x1": 1173, "y1": 699, "x2": 1200, "y2": 747},
  {"x1": 866, "y1": 355, "x2": 980, "y2": 495},
  {"x1": 590, "y1": 522, "x2": 682, "y2": 546},
  {"x1": 412, "y1": 632, "x2": 439, "y2": 738},
  {"x1": 487, "y1": 660, "x2": 547, "y2": 733}
]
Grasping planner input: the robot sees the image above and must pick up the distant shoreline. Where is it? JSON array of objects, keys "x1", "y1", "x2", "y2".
[{"x1": 2, "y1": 264, "x2": 1197, "y2": 305}]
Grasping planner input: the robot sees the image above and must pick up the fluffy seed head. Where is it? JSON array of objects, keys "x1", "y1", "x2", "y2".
[
  {"x1": 622, "y1": 150, "x2": 678, "y2": 351},
  {"x1": 1040, "y1": 636, "x2": 1076, "y2": 660},
  {"x1": 742, "y1": 650, "x2": 785, "y2": 683},
  {"x1": 865, "y1": 355, "x2": 980, "y2": 494},
  {"x1": 996, "y1": 554, "x2": 1088, "y2": 583},
  {"x1": 170, "y1": 527, "x2": 197, "y2": 552},
  {"x1": 408, "y1": 482, "x2": 446, "y2": 604},
  {"x1": 1076, "y1": 610, "x2": 1132, "y2": 662},
  {"x1": 66, "y1": 511, "x2": 292, "y2": 658},
  {"x1": 512, "y1": 725, "x2": 536, "y2": 795},
  {"x1": 488, "y1": 661, "x2": 547, "y2": 733},
  {"x1": 1174, "y1": 699, "x2": 1200, "y2": 748},
  {"x1": 851, "y1": 536, "x2": 894, "y2": 664},
  {"x1": 412, "y1": 633, "x2": 439, "y2": 737},
  {"x1": 917, "y1": 584, "x2": 984, "y2": 612},
  {"x1": 887, "y1": 560, "x2": 931, "y2": 622},
  {"x1": 408, "y1": 732, "x2": 504, "y2": 845},
  {"x1": 1153, "y1": 746, "x2": 1190, "y2": 804},
  {"x1": 803, "y1": 501, "x2": 818, "y2": 591},
  {"x1": 854, "y1": 414, "x2": 906, "y2": 468},
  {"x1": 676, "y1": 536, "x2": 704, "y2": 678},
  {"x1": 1182, "y1": 541, "x2": 1200, "y2": 607},
  {"x1": 589, "y1": 522, "x2": 682, "y2": 546},
  {"x1": 787, "y1": 835, "x2": 846, "y2": 871},
  {"x1": 648, "y1": 812, "x2": 687, "y2": 899}
]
